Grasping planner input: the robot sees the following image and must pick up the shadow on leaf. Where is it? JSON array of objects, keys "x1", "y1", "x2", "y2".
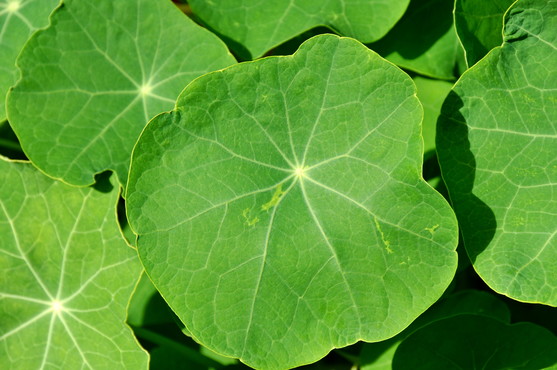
[{"x1": 436, "y1": 91, "x2": 497, "y2": 264}]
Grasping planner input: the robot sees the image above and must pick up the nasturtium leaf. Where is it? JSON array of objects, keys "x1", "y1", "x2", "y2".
[
  {"x1": 127, "y1": 272, "x2": 170, "y2": 328},
  {"x1": 367, "y1": 0, "x2": 466, "y2": 80},
  {"x1": 359, "y1": 290, "x2": 511, "y2": 370},
  {"x1": 7, "y1": 0, "x2": 236, "y2": 187},
  {"x1": 188, "y1": 0, "x2": 410, "y2": 59},
  {"x1": 437, "y1": 0, "x2": 557, "y2": 305},
  {"x1": 413, "y1": 76, "x2": 453, "y2": 156},
  {"x1": 0, "y1": 0, "x2": 58, "y2": 121},
  {"x1": 127, "y1": 34, "x2": 458, "y2": 369},
  {"x1": 392, "y1": 314, "x2": 557, "y2": 369},
  {"x1": 0, "y1": 158, "x2": 146, "y2": 368},
  {"x1": 454, "y1": 0, "x2": 516, "y2": 67}
]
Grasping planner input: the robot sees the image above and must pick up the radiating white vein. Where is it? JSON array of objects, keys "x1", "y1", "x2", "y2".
[
  {"x1": 298, "y1": 178, "x2": 362, "y2": 331},
  {"x1": 0, "y1": 202, "x2": 54, "y2": 300}
]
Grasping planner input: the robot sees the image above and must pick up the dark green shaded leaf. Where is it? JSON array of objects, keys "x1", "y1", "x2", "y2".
[
  {"x1": 392, "y1": 314, "x2": 557, "y2": 369},
  {"x1": 454, "y1": 0, "x2": 516, "y2": 66},
  {"x1": 368, "y1": 0, "x2": 466, "y2": 80},
  {"x1": 360, "y1": 290, "x2": 510, "y2": 369}
]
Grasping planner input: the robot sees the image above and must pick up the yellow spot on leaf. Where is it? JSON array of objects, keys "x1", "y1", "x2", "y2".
[
  {"x1": 242, "y1": 208, "x2": 259, "y2": 227},
  {"x1": 425, "y1": 224, "x2": 439, "y2": 235},
  {"x1": 374, "y1": 217, "x2": 393, "y2": 253},
  {"x1": 261, "y1": 184, "x2": 285, "y2": 211}
]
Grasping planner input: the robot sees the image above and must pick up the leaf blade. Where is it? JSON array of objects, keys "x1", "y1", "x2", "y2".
[{"x1": 127, "y1": 34, "x2": 458, "y2": 369}]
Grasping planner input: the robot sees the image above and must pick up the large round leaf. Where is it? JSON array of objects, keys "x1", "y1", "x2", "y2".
[
  {"x1": 7, "y1": 0, "x2": 236, "y2": 187},
  {"x1": 0, "y1": 0, "x2": 58, "y2": 121},
  {"x1": 188, "y1": 0, "x2": 410, "y2": 59},
  {"x1": 437, "y1": 0, "x2": 557, "y2": 305},
  {"x1": 127, "y1": 34, "x2": 458, "y2": 369},
  {"x1": 0, "y1": 158, "x2": 146, "y2": 368}
]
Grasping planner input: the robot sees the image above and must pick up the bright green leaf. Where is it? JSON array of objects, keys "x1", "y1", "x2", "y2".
[
  {"x1": 127, "y1": 34, "x2": 458, "y2": 369},
  {"x1": 437, "y1": 0, "x2": 557, "y2": 305},
  {"x1": 368, "y1": 0, "x2": 466, "y2": 80},
  {"x1": 454, "y1": 0, "x2": 516, "y2": 67},
  {"x1": 0, "y1": 0, "x2": 58, "y2": 121},
  {"x1": 360, "y1": 290, "x2": 511, "y2": 369},
  {"x1": 392, "y1": 314, "x2": 557, "y2": 369},
  {"x1": 7, "y1": 0, "x2": 235, "y2": 187},
  {"x1": 188, "y1": 0, "x2": 410, "y2": 59},
  {"x1": 0, "y1": 158, "x2": 146, "y2": 368}
]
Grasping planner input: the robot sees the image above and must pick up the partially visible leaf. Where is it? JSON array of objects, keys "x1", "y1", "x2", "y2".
[
  {"x1": 7, "y1": 0, "x2": 236, "y2": 187},
  {"x1": 413, "y1": 76, "x2": 453, "y2": 156},
  {"x1": 505, "y1": 299, "x2": 557, "y2": 336},
  {"x1": 127, "y1": 272, "x2": 173, "y2": 328},
  {"x1": 392, "y1": 314, "x2": 557, "y2": 369},
  {"x1": 368, "y1": 0, "x2": 466, "y2": 80},
  {"x1": 0, "y1": 0, "x2": 58, "y2": 121},
  {"x1": 132, "y1": 327, "x2": 229, "y2": 370},
  {"x1": 188, "y1": 0, "x2": 410, "y2": 59},
  {"x1": 454, "y1": 0, "x2": 516, "y2": 67},
  {"x1": 360, "y1": 290, "x2": 510, "y2": 370},
  {"x1": 437, "y1": 0, "x2": 557, "y2": 305},
  {"x1": 127, "y1": 34, "x2": 458, "y2": 369},
  {"x1": 0, "y1": 158, "x2": 146, "y2": 368}
]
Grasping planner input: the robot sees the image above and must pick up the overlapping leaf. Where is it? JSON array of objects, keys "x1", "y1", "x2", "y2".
[
  {"x1": 127, "y1": 34, "x2": 458, "y2": 369},
  {"x1": 367, "y1": 0, "x2": 466, "y2": 80},
  {"x1": 188, "y1": 0, "x2": 410, "y2": 59},
  {"x1": 0, "y1": 158, "x2": 146, "y2": 368},
  {"x1": 437, "y1": 0, "x2": 557, "y2": 305},
  {"x1": 360, "y1": 290, "x2": 512, "y2": 370},
  {"x1": 7, "y1": 0, "x2": 236, "y2": 187},
  {"x1": 392, "y1": 314, "x2": 557, "y2": 369},
  {"x1": 413, "y1": 76, "x2": 453, "y2": 156},
  {"x1": 0, "y1": 0, "x2": 58, "y2": 121},
  {"x1": 454, "y1": 0, "x2": 516, "y2": 66}
]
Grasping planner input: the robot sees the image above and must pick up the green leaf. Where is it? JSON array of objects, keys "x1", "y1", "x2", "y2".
[
  {"x1": 127, "y1": 34, "x2": 458, "y2": 369},
  {"x1": 0, "y1": 0, "x2": 58, "y2": 121},
  {"x1": 7, "y1": 0, "x2": 235, "y2": 187},
  {"x1": 413, "y1": 76, "x2": 453, "y2": 156},
  {"x1": 132, "y1": 327, "x2": 227, "y2": 370},
  {"x1": 367, "y1": 0, "x2": 466, "y2": 80},
  {"x1": 0, "y1": 158, "x2": 146, "y2": 368},
  {"x1": 392, "y1": 314, "x2": 557, "y2": 369},
  {"x1": 188, "y1": 0, "x2": 410, "y2": 59},
  {"x1": 437, "y1": 0, "x2": 557, "y2": 305},
  {"x1": 454, "y1": 0, "x2": 516, "y2": 67},
  {"x1": 127, "y1": 272, "x2": 172, "y2": 328},
  {"x1": 360, "y1": 290, "x2": 511, "y2": 370}
]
